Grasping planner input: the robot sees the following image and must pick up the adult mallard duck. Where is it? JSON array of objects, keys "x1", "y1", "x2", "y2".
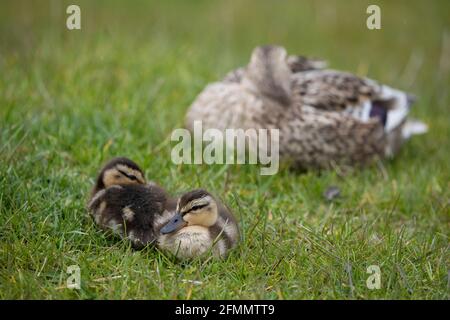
[{"x1": 185, "y1": 45, "x2": 427, "y2": 170}]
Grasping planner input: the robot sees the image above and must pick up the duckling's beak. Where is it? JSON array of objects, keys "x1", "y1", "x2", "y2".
[{"x1": 160, "y1": 213, "x2": 187, "y2": 234}]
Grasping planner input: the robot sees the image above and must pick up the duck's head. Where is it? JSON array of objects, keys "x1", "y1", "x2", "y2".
[
  {"x1": 160, "y1": 189, "x2": 218, "y2": 234},
  {"x1": 92, "y1": 157, "x2": 146, "y2": 194},
  {"x1": 244, "y1": 45, "x2": 292, "y2": 105}
]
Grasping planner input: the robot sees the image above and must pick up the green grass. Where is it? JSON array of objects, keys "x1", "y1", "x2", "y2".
[{"x1": 0, "y1": 0, "x2": 449, "y2": 299}]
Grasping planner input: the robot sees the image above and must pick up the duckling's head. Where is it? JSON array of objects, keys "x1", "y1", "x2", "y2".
[
  {"x1": 244, "y1": 45, "x2": 292, "y2": 105},
  {"x1": 160, "y1": 189, "x2": 218, "y2": 234},
  {"x1": 93, "y1": 157, "x2": 146, "y2": 194}
]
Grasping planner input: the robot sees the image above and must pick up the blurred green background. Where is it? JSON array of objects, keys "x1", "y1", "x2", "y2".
[{"x1": 0, "y1": 0, "x2": 449, "y2": 299}]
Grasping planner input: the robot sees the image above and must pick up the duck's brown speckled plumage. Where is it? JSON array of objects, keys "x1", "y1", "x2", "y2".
[
  {"x1": 223, "y1": 54, "x2": 327, "y2": 83},
  {"x1": 185, "y1": 45, "x2": 427, "y2": 170}
]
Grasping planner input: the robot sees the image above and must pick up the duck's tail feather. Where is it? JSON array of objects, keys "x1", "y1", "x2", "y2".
[
  {"x1": 372, "y1": 85, "x2": 422, "y2": 133},
  {"x1": 372, "y1": 86, "x2": 428, "y2": 157},
  {"x1": 402, "y1": 119, "x2": 428, "y2": 139},
  {"x1": 407, "y1": 93, "x2": 417, "y2": 106},
  {"x1": 377, "y1": 86, "x2": 412, "y2": 133}
]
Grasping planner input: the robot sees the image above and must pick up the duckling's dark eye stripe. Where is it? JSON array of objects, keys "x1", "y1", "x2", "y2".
[
  {"x1": 189, "y1": 204, "x2": 208, "y2": 212},
  {"x1": 117, "y1": 169, "x2": 137, "y2": 181}
]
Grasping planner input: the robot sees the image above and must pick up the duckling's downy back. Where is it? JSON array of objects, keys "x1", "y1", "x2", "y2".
[{"x1": 88, "y1": 183, "x2": 169, "y2": 249}]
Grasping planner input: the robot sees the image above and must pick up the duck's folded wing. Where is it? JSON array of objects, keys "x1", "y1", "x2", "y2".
[
  {"x1": 286, "y1": 55, "x2": 327, "y2": 73},
  {"x1": 282, "y1": 107, "x2": 386, "y2": 166},
  {"x1": 223, "y1": 67, "x2": 246, "y2": 83},
  {"x1": 292, "y1": 70, "x2": 380, "y2": 112},
  {"x1": 223, "y1": 55, "x2": 327, "y2": 83},
  {"x1": 291, "y1": 70, "x2": 418, "y2": 132}
]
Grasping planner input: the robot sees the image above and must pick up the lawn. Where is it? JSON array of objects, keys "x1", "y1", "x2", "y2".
[{"x1": 0, "y1": 0, "x2": 449, "y2": 299}]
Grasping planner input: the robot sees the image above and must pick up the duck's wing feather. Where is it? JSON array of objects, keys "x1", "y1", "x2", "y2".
[
  {"x1": 286, "y1": 55, "x2": 328, "y2": 73},
  {"x1": 223, "y1": 67, "x2": 246, "y2": 83},
  {"x1": 292, "y1": 70, "x2": 380, "y2": 111},
  {"x1": 223, "y1": 55, "x2": 327, "y2": 83},
  {"x1": 282, "y1": 106, "x2": 386, "y2": 167},
  {"x1": 292, "y1": 70, "x2": 418, "y2": 132}
]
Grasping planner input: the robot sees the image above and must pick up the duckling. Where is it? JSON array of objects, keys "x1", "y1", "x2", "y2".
[
  {"x1": 156, "y1": 189, "x2": 239, "y2": 260},
  {"x1": 90, "y1": 157, "x2": 146, "y2": 197},
  {"x1": 185, "y1": 45, "x2": 428, "y2": 170},
  {"x1": 87, "y1": 157, "x2": 171, "y2": 249}
]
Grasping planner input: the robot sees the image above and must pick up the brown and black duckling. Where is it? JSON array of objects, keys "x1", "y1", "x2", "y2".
[
  {"x1": 90, "y1": 157, "x2": 146, "y2": 197},
  {"x1": 156, "y1": 189, "x2": 239, "y2": 260},
  {"x1": 87, "y1": 157, "x2": 172, "y2": 249}
]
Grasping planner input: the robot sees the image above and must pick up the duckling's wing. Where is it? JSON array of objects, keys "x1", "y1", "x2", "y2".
[
  {"x1": 87, "y1": 185, "x2": 167, "y2": 249},
  {"x1": 292, "y1": 70, "x2": 422, "y2": 133},
  {"x1": 87, "y1": 186, "x2": 126, "y2": 234},
  {"x1": 217, "y1": 201, "x2": 240, "y2": 246}
]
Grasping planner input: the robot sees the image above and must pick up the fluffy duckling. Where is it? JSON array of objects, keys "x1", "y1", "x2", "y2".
[
  {"x1": 88, "y1": 157, "x2": 171, "y2": 249},
  {"x1": 156, "y1": 189, "x2": 239, "y2": 260},
  {"x1": 90, "y1": 157, "x2": 146, "y2": 196},
  {"x1": 185, "y1": 45, "x2": 428, "y2": 169}
]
